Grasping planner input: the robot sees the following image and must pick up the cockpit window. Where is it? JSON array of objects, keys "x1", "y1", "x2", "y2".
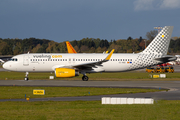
[{"x1": 9, "y1": 58, "x2": 18, "y2": 61}]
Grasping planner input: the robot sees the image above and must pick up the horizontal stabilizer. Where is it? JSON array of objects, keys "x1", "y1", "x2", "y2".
[
  {"x1": 153, "y1": 55, "x2": 177, "y2": 63},
  {"x1": 0, "y1": 59, "x2": 5, "y2": 63}
]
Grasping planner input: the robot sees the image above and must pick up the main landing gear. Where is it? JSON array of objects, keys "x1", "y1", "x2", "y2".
[
  {"x1": 82, "y1": 75, "x2": 89, "y2": 81},
  {"x1": 24, "y1": 72, "x2": 29, "y2": 81},
  {"x1": 81, "y1": 71, "x2": 89, "y2": 81}
]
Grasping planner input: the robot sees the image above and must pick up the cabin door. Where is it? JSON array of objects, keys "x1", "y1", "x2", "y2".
[{"x1": 23, "y1": 54, "x2": 29, "y2": 66}]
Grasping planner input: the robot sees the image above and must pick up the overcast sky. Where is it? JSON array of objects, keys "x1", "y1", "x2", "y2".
[{"x1": 0, "y1": 0, "x2": 180, "y2": 42}]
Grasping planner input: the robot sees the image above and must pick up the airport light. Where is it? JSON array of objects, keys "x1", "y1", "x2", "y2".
[{"x1": 154, "y1": 26, "x2": 163, "y2": 33}]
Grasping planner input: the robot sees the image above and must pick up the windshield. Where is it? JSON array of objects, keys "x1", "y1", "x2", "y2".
[{"x1": 9, "y1": 58, "x2": 18, "y2": 61}]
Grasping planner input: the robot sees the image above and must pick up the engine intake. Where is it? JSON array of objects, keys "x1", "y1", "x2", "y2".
[{"x1": 55, "y1": 68, "x2": 79, "y2": 78}]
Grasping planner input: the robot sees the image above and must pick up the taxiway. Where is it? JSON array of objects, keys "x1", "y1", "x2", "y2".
[{"x1": 0, "y1": 80, "x2": 180, "y2": 101}]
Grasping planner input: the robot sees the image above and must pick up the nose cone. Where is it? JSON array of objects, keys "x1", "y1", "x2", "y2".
[
  {"x1": 3, "y1": 62, "x2": 11, "y2": 71},
  {"x1": 2, "y1": 62, "x2": 8, "y2": 70}
]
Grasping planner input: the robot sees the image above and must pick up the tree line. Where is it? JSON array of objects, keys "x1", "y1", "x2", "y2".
[{"x1": 0, "y1": 37, "x2": 180, "y2": 55}]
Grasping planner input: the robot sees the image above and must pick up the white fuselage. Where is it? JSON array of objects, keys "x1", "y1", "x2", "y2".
[{"x1": 3, "y1": 53, "x2": 145, "y2": 73}]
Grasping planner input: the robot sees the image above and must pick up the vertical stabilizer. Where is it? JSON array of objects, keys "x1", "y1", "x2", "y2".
[
  {"x1": 142, "y1": 26, "x2": 173, "y2": 56},
  {"x1": 66, "y1": 41, "x2": 77, "y2": 53}
]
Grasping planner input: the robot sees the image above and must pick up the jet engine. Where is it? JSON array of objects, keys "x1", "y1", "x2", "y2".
[{"x1": 55, "y1": 68, "x2": 79, "y2": 77}]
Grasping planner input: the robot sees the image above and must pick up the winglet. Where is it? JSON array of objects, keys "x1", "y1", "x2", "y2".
[
  {"x1": 66, "y1": 41, "x2": 77, "y2": 53},
  {"x1": 105, "y1": 49, "x2": 114, "y2": 61}
]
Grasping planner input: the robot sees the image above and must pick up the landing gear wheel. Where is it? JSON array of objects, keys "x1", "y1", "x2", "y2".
[
  {"x1": 82, "y1": 76, "x2": 89, "y2": 81},
  {"x1": 24, "y1": 77, "x2": 29, "y2": 81},
  {"x1": 24, "y1": 72, "x2": 29, "y2": 81}
]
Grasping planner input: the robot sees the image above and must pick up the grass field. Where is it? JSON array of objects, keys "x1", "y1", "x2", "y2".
[
  {"x1": 1, "y1": 71, "x2": 180, "y2": 80},
  {"x1": 0, "y1": 86, "x2": 163, "y2": 99},
  {"x1": 0, "y1": 70, "x2": 179, "y2": 119},
  {"x1": 0, "y1": 100, "x2": 180, "y2": 119}
]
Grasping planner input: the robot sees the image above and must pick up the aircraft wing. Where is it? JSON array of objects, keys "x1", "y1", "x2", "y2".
[
  {"x1": 0, "y1": 56, "x2": 12, "y2": 63},
  {"x1": 52, "y1": 49, "x2": 114, "y2": 70},
  {"x1": 71, "y1": 49, "x2": 114, "y2": 69}
]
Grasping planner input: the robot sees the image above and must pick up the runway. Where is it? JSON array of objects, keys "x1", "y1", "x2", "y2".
[{"x1": 0, "y1": 80, "x2": 180, "y2": 101}]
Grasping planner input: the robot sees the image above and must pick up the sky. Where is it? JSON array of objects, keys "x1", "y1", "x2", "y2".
[{"x1": 0, "y1": 0, "x2": 180, "y2": 42}]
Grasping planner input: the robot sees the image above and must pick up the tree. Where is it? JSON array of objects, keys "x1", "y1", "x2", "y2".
[
  {"x1": 146, "y1": 30, "x2": 158, "y2": 41},
  {"x1": 138, "y1": 36, "x2": 143, "y2": 43},
  {"x1": 80, "y1": 45, "x2": 89, "y2": 53},
  {"x1": 1, "y1": 44, "x2": 13, "y2": 55},
  {"x1": 33, "y1": 44, "x2": 41, "y2": 53},
  {"x1": 127, "y1": 37, "x2": 133, "y2": 41}
]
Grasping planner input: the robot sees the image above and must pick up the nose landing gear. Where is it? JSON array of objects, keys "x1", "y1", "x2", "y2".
[{"x1": 24, "y1": 72, "x2": 29, "y2": 81}]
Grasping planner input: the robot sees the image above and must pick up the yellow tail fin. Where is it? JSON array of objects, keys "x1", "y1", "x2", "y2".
[{"x1": 66, "y1": 41, "x2": 77, "y2": 53}]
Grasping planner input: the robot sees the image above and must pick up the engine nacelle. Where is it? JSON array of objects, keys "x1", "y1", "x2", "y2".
[{"x1": 55, "y1": 68, "x2": 79, "y2": 78}]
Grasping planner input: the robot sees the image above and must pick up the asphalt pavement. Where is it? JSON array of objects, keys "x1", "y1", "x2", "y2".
[
  {"x1": 0, "y1": 80, "x2": 180, "y2": 101},
  {"x1": 1, "y1": 65, "x2": 180, "y2": 101}
]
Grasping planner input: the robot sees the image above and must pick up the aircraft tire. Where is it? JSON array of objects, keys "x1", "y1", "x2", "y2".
[
  {"x1": 82, "y1": 76, "x2": 88, "y2": 81},
  {"x1": 24, "y1": 77, "x2": 29, "y2": 81}
]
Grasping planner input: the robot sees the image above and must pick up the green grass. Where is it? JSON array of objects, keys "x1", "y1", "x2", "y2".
[
  {"x1": 0, "y1": 100, "x2": 180, "y2": 119},
  {"x1": 0, "y1": 86, "x2": 163, "y2": 99},
  {"x1": 0, "y1": 71, "x2": 180, "y2": 80}
]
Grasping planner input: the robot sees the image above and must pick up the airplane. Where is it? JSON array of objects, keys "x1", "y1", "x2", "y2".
[
  {"x1": 66, "y1": 41, "x2": 108, "y2": 54},
  {"x1": 66, "y1": 41, "x2": 77, "y2": 53},
  {"x1": 3, "y1": 26, "x2": 176, "y2": 81}
]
